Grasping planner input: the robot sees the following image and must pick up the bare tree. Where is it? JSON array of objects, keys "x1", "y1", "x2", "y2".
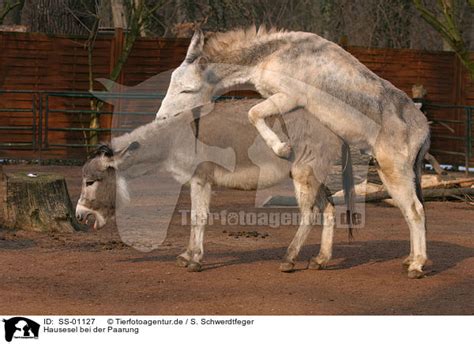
[
  {"x1": 69, "y1": 0, "x2": 166, "y2": 147},
  {"x1": 111, "y1": 0, "x2": 127, "y2": 28},
  {"x1": 3, "y1": 1, "x2": 473, "y2": 52},
  {"x1": 19, "y1": 0, "x2": 96, "y2": 35},
  {"x1": 413, "y1": 0, "x2": 474, "y2": 78}
]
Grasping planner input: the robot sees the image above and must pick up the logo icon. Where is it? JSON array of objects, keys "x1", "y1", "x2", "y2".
[{"x1": 2, "y1": 317, "x2": 40, "y2": 342}]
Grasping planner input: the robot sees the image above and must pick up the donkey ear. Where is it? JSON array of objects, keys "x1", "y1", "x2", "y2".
[
  {"x1": 102, "y1": 141, "x2": 140, "y2": 169},
  {"x1": 196, "y1": 56, "x2": 208, "y2": 71},
  {"x1": 185, "y1": 29, "x2": 204, "y2": 63},
  {"x1": 114, "y1": 141, "x2": 140, "y2": 159}
]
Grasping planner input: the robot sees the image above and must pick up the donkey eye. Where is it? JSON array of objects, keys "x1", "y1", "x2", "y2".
[
  {"x1": 180, "y1": 89, "x2": 195, "y2": 94},
  {"x1": 85, "y1": 180, "x2": 96, "y2": 187}
]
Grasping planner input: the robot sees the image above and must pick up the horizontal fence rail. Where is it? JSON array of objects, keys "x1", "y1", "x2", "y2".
[{"x1": 0, "y1": 90, "x2": 38, "y2": 150}]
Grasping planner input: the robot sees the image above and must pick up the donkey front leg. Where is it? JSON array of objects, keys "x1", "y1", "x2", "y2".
[
  {"x1": 280, "y1": 166, "x2": 318, "y2": 272},
  {"x1": 177, "y1": 178, "x2": 211, "y2": 272},
  {"x1": 248, "y1": 93, "x2": 298, "y2": 159},
  {"x1": 308, "y1": 196, "x2": 335, "y2": 270}
]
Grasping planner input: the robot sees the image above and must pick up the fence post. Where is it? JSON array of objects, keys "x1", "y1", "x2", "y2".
[
  {"x1": 38, "y1": 93, "x2": 43, "y2": 156},
  {"x1": 466, "y1": 108, "x2": 472, "y2": 175},
  {"x1": 32, "y1": 92, "x2": 37, "y2": 151}
]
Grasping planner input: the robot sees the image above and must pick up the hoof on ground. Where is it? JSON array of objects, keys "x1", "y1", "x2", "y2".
[
  {"x1": 176, "y1": 256, "x2": 189, "y2": 267},
  {"x1": 402, "y1": 255, "x2": 413, "y2": 268},
  {"x1": 279, "y1": 262, "x2": 295, "y2": 273},
  {"x1": 187, "y1": 262, "x2": 202, "y2": 272},
  {"x1": 275, "y1": 142, "x2": 292, "y2": 159},
  {"x1": 407, "y1": 270, "x2": 425, "y2": 279},
  {"x1": 308, "y1": 260, "x2": 326, "y2": 270}
]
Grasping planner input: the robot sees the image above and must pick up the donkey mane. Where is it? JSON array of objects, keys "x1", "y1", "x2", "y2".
[
  {"x1": 202, "y1": 25, "x2": 289, "y2": 65},
  {"x1": 88, "y1": 143, "x2": 114, "y2": 159}
]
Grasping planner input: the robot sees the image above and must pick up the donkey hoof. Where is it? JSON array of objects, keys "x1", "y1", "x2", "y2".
[
  {"x1": 275, "y1": 142, "x2": 292, "y2": 159},
  {"x1": 407, "y1": 270, "x2": 425, "y2": 279},
  {"x1": 187, "y1": 262, "x2": 202, "y2": 272},
  {"x1": 308, "y1": 260, "x2": 326, "y2": 270},
  {"x1": 176, "y1": 256, "x2": 189, "y2": 268},
  {"x1": 279, "y1": 262, "x2": 295, "y2": 273},
  {"x1": 402, "y1": 256, "x2": 413, "y2": 270}
]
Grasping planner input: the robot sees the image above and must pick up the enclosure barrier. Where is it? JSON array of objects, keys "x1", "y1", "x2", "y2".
[
  {"x1": 0, "y1": 90, "x2": 38, "y2": 150},
  {"x1": 43, "y1": 90, "x2": 163, "y2": 150},
  {"x1": 0, "y1": 90, "x2": 472, "y2": 169},
  {"x1": 422, "y1": 102, "x2": 473, "y2": 172}
]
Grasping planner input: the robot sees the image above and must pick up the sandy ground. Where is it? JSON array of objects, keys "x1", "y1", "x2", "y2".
[{"x1": 0, "y1": 165, "x2": 473, "y2": 315}]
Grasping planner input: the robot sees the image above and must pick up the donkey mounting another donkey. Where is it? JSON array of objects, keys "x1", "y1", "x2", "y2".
[{"x1": 155, "y1": 26, "x2": 430, "y2": 278}]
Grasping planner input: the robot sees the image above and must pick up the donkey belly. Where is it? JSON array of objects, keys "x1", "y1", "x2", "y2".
[{"x1": 213, "y1": 163, "x2": 290, "y2": 191}]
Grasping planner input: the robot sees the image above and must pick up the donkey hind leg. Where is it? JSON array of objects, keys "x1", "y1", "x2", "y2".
[
  {"x1": 177, "y1": 179, "x2": 211, "y2": 272},
  {"x1": 248, "y1": 93, "x2": 298, "y2": 159},
  {"x1": 377, "y1": 160, "x2": 427, "y2": 279},
  {"x1": 280, "y1": 168, "x2": 318, "y2": 272},
  {"x1": 308, "y1": 195, "x2": 335, "y2": 270}
]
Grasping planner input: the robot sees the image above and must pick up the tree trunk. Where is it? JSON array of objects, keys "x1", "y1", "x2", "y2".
[
  {"x1": 111, "y1": 0, "x2": 127, "y2": 29},
  {"x1": 0, "y1": 169, "x2": 86, "y2": 232}
]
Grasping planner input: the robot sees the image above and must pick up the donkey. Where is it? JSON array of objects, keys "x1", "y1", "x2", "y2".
[
  {"x1": 76, "y1": 99, "x2": 354, "y2": 273},
  {"x1": 155, "y1": 27, "x2": 430, "y2": 278}
]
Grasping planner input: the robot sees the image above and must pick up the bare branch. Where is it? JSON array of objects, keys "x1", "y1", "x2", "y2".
[
  {"x1": 413, "y1": 0, "x2": 474, "y2": 78},
  {"x1": 0, "y1": 0, "x2": 21, "y2": 25}
]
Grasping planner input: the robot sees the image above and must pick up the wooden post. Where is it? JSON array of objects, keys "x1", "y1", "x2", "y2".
[{"x1": 0, "y1": 165, "x2": 7, "y2": 228}]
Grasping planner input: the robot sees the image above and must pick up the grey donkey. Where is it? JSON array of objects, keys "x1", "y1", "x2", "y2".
[
  {"x1": 155, "y1": 27, "x2": 430, "y2": 278},
  {"x1": 76, "y1": 99, "x2": 354, "y2": 273}
]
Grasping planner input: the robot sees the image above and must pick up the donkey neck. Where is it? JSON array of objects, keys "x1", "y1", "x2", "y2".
[
  {"x1": 111, "y1": 119, "x2": 180, "y2": 175},
  {"x1": 207, "y1": 63, "x2": 254, "y2": 95}
]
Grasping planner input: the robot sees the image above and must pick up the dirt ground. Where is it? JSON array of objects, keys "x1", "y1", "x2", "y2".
[{"x1": 0, "y1": 165, "x2": 473, "y2": 315}]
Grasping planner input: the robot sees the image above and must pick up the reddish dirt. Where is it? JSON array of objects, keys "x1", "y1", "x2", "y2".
[{"x1": 0, "y1": 165, "x2": 473, "y2": 315}]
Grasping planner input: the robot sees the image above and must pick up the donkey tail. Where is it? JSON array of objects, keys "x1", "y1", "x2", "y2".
[
  {"x1": 341, "y1": 142, "x2": 355, "y2": 239},
  {"x1": 414, "y1": 135, "x2": 431, "y2": 205}
]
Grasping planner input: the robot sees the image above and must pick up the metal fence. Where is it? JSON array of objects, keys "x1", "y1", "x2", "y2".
[
  {"x1": 42, "y1": 91, "x2": 162, "y2": 150},
  {"x1": 0, "y1": 90, "x2": 473, "y2": 169},
  {"x1": 423, "y1": 102, "x2": 473, "y2": 171},
  {"x1": 0, "y1": 90, "x2": 39, "y2": 150},
  {"x1": 0, "y1": 90, "x2": 164, "y2": 162}
]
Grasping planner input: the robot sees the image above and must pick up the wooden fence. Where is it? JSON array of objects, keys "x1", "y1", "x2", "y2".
[{"x1": 0, "y1": 30, "x2": 473, "y2": 165}]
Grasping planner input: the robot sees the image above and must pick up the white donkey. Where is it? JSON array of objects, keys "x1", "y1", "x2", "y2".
[
  {"x1": 76, "y1": 99, "x2": 354, "y2": 273},
  {"x1": 156, "y1": 27, "x2": 430, "y2": 278}
]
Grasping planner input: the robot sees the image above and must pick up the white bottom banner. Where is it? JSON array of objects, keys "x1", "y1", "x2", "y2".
[{"x1": 0, "y1": 315, "x2": 470, "y2": 344}]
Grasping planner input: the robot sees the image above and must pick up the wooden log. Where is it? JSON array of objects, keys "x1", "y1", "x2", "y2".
[
  {"x1": 0, "y1": 170, "x2": 86, "y2": 232},
  {"x1": 263, "y1": 188, "x2": 474, "y2": 207},
  {"x1": 425, "y1": 177, "x2": 474, "y2": 188}
]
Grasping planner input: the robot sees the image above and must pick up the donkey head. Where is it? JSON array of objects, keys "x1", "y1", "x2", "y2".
[
  {"x1": 156, "y1": 30, "x2": 213, "y2": 120},
  {"x1": 75, "y1": 141, "x2": 139, "y2": 229}
]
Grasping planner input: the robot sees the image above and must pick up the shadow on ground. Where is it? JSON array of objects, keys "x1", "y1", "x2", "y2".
[{"x1": 122, "y1": 239, "x2": 474, "y2": 276}]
